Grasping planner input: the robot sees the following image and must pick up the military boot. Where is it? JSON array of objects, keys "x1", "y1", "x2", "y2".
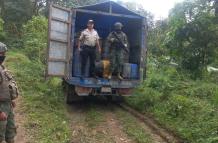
[
  {"x1": 108, "y1": 73, "x2": 112, "y2": 80},
  {"x1": 117, "y1": 73, "x2": 123, "y2": 80}
]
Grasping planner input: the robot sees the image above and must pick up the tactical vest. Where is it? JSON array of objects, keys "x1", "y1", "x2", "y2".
[
  {"x1": 0, "y1": 65, "x2": 18, "y2": 101},
  {"x1": 111, "y1": 32, "x2": 126, "y2": 49}
]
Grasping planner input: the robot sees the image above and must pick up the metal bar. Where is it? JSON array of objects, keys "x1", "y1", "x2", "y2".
[
  {"x1": 68, "y1": 9, "x2": 77, "y2": 79},
  {"x1": 48, "y1": 58, "x2": 68, "y2": 62},
  {"x1": 76, "y1": 9, "x2": 141, "y2": 19},
  {"x1": 51, "y1": 17, "x2": 70, "y2": 24},
  {"x1": 47, "y1": 4, "x2": 72, "y2": 77},
  {"x1": 50, "y1": 38, "x2": 68, "y2": 43},
  {"x1": 47, "y1": 73, "x2": 66, "y2": 77},
  {"x1": 140, "y1": 18, "x2": 147, "y2": 81},
  {"x1": 53, "y1": 4, "x2": 71, "y2": 12},
  {"x1": 109, "y1": 1, "x2": 112, "y2": 14},
  {"x1": 65, "y1": 9, "x2": 73, "y2": 79},
  {"x1": 46, "y1": 4, "x2": 53, "y2": 78}
]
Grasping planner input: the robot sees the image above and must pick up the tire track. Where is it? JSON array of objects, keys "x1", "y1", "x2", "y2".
[{"x1": 117, "y1": 103, "x2": 183, "y2": 143}]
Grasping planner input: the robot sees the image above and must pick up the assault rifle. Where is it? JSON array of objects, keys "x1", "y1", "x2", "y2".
[{"x1": 112, "y1": 32, "x2": 129, "y2": 53}]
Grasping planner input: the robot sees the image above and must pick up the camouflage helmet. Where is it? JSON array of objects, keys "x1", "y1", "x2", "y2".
[
  {"x1": 114, "y1": 22, "x2": 123, "y2": 30},
  {"x1": 0, "y1": 42, "x2": 7, "y2": 53}
]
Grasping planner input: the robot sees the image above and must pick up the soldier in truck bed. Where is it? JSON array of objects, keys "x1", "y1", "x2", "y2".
[
  {"x1": 106, "y1": 22, "x2": 129, "y2": 80},
  {"x1": 0, "y1": 42, "x2": 19, "y2": 143}
]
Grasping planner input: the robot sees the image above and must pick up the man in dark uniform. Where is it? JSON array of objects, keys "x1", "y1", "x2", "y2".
[
  {"x1": 107, "y1": 22, "x2": 129, "y2": 80},
  {"x1": 0, "y1": 42, "x2": 19, "y2": 143},
  {"x1": 78, "y1": 20, "x2": 102, "y2": 78}
]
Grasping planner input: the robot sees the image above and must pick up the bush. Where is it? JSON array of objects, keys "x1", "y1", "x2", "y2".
[
  {"x1": 5, "y1": 49, "x2": 71, "y2": 143},
  {"x1": 22, "y1": 16, "x2": 48, "y2": 61},
  {"x1": 185, "y1": 82, "x2": 218, "y2": 98},
  {"x1": 152, "y1": 95, "x2": 218, "y2": 143},
  {"x1": 0, "y1": 18, "x2": 6, "y2": 40},
  {"x1": 126, "y1": 86, "x2": 162, "y2": 112}
]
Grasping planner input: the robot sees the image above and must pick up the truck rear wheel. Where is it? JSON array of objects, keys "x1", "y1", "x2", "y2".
[{"x1": 64, "y1": 83, "x2": 83, "y2": 104}]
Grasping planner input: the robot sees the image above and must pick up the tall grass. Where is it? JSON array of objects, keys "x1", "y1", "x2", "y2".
[
  {"x1": 4, "y1": 16, "x2": 72, "y2": 143},
  {"x1": 126, "y1": 64, "x2": 218, "y2": 143}
]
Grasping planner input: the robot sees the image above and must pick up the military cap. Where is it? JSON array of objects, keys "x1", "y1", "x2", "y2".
[{"x1": 0, "y1": 42, "x2": 7, "y2": 53}]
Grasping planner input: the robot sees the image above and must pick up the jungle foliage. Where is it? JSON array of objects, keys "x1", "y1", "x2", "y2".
[
  {"x1": 149, "y1": 0, "x2": 218, "y2": 78},
  {"x1": 0, "y1": 0, "x2": 218, "y2": 142},
  {"x1": 126, "y1": 0, "x2": 218, "y2": 142}
]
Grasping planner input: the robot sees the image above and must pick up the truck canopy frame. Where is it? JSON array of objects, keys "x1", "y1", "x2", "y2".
[{"x1": 47, "y1": 1, "x2": 147, "y2": 88}]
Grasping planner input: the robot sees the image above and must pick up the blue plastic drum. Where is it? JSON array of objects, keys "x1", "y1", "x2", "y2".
[{"x1": 130, "y1": 64, "x2": 138, "y2": 79}]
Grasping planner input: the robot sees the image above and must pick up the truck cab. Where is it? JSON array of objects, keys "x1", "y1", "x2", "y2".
[{"x1": 46, "y1": 1, "x2": 147, "y2": 103}]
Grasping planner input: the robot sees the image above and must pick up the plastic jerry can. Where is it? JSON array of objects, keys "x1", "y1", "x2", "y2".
[{"x1": 130, "y1": 64, "x2": 138, "y2": 79}]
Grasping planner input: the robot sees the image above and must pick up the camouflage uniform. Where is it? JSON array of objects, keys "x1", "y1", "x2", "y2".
[
  {"x1": 107, "y1": 31, "x2": 128, "y2": 74},
  {"x1": 0, "y1": 43, "x2": 18, "y2": 143}
]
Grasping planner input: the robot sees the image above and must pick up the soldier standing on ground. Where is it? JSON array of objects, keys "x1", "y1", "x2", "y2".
[
  {"x1": 78, "y1": 20, "x2": 102, "y2": 78},
  {"x1": 106, "y1": 22, "x2": 129, "y2": 80},
  {"x1": 0, "y1": 42, "x2": 19, "y2": 143}
]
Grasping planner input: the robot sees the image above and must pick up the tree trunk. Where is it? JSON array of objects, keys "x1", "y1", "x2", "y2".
[
  {"x1": 215, "y1": 0, "x2": 218, "y2": 17},
  {"x1": 45, "y1": 0, "x2": 53, "y2": 17},
  {"x1": 0, "y1": 0, "x2": 5, "y2": 17}
]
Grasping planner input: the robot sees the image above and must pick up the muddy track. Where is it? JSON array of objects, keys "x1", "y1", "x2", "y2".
[
  {"x1": 67, "y1": 100, "x2": 135, "y2": 143},
  {"x1": 14, "y1": 97, "x2": 31, "y2": 143},
  {"x1": 14, "y1": 96, "x2": 183, "y2": 143},
  {"x1": 65, "y1": 98, "x2": 183, "y2": 143},
  {"x1": 117, "y1": 103, "x2": 183, "y2": 143}
]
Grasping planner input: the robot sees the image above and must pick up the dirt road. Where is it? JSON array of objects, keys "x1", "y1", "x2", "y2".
[
  {"x1": 14, "y1": 97, "x2": 177, "y2": 143},
  {"x1": 66, "y1": 99, "x2": 168, "y2": 143},
  {"x1": 14, "y1": 97, "x2": 31, "y2": 143}
]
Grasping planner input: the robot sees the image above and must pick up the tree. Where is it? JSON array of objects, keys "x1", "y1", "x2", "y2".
[
  {"x1": 0, "y1": 18, "x2": 5, "y2": 40},
  {"x1": 165, "y1": 0, "x2": 218, "y2": 78},
  {"x1": 22, "y1": 16, "x2": 48, "y2": 61},
  {"x1": 3, "y1": 0, "x2": 34, "y2": 30},
  {"x1": 148, "y1": 19, "x2": 169, "y2": 60}
]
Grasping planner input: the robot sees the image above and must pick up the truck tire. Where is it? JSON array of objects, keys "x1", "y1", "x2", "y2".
[{"x1": 64, "y1": 83, "x2": 83, "y2": 104}]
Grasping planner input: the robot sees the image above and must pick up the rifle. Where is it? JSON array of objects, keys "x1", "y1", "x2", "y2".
[{"x1": 112, "y1": 32, "x2": 129, "y2": 53}]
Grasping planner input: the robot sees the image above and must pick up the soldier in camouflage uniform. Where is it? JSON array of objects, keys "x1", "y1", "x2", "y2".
[
  {"x1": 0, "y1": 42, "x2": 19, "y2": 143},
  {"x1": 106, "y1": 22, "x2": 129, "y2": 80}
]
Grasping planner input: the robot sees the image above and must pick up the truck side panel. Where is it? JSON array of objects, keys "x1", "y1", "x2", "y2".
[{"x1": 46, "y1": 4, "x2": 72, "y2": 77}]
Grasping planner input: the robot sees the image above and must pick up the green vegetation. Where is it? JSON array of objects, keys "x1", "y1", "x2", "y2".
[
  {"x1": 0, "y1": 18, "x2": 5, "y2": 41},
  {"x1": 6, "y1": 50, "x2": 71, "y2": 143},
  {"x1": 124, "y1": 1, "x2": 218, "y2": 142},
  {"x1": 22, "y1": 16, "x2": 48, "y2": 61},
  {"x1": 116, "y1": 109, "x2": 153, "y2": 143},
  {"x1": 0, "y1": 0, "x2": 217, "y2": 143},
  {"x1": 149, "y1": 0, "x2": 218, "y2": 78},
  {"x1": 126, "y1": 65, "x2": 218, "y2": 143},
  {"x1": 5, "y1": 16, "x2": 72, "y2": 143},
  {"x1": 85, "y1": 105, "x2": 105, "y2": 127}
]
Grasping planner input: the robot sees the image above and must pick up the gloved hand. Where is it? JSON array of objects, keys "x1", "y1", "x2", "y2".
[{"x1": 0, "y1": 112, "x2": 7, "y2": 121}]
